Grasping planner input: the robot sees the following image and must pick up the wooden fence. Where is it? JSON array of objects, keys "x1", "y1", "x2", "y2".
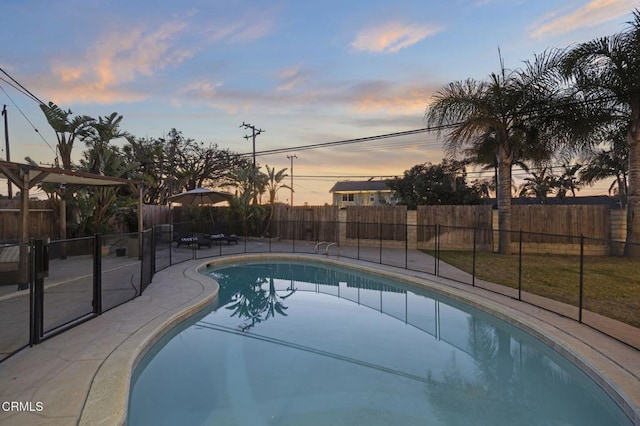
[
  {"x1": 0, "y1": 199, "x2": 56, "y2": 242},
  {"x1": 272, "y1": 205, "x2": 339, "y2": 241},
  {"x1": 512, "y1": 205, "x2": 609, "y2": 243},
  {"x1": 346, "y1": 206, "x2": 407, "y2": 241},
  {"x1": 0, "y1": 199, "x2": 624, "y2": 251},
  {"x1": 417, "y1": 205, "x2": 493, "y2": 248}
]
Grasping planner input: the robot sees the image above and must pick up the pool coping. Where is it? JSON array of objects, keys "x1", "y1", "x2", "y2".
[
  {"x1": 1, "y1": 253, "x2": 637, "y2": 425},
  {"x1": 87, "y1": 253, "x2": 640, "y2": 425}
]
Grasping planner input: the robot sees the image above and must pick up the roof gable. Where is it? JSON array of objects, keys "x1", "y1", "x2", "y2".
[{"x1": 329, "y1": 180, "x2": 391, "y2": 193}]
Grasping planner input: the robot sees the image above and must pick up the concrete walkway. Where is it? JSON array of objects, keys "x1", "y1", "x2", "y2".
[{"x1": 0, "y1": 246, "x2": 638, "y2": 425}]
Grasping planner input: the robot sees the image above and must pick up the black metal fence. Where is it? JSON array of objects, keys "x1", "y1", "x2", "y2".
[
  {"x1": 154, "y1": 219, "x2": 640, "y2": 351},
  {"x1": 1, "y1": 219, "x2": 637, "y2": 363},
  {"x1": 0, "y1": 230, "x2": 154, "y2": 363}
]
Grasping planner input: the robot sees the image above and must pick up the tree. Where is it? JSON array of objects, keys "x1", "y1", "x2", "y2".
[
  {"x1": 83, "y1": 112, "x2": 130, "y2": 175},
  {"x1": 518, "y1": 166, "x2": 556, "y2": 201},
  {"x1": 122, "y1": 130, "x2": 249, "y2": 204},
  {"x1": 40, "y1": 102, "x2": 94, "y2": 170},
  {"x1": 425, "y1": 53, "x2": 562, "y2": 253},
  {"x1": 263, "y1": 165, "x2": 291, "y2": 234},
  {"x1": 555, "y1": 164, "x2": 582, "y2": 199},
  {"x1": 387, "y1": 160, "x2": 483, "y2": 208},
  {"x1": 225, "y1": 166, "x2": 267, "y2": 236},
  {"x1": 560, "y1": 9, "x2": 640, "y2": 255},
  {"x1": 579, "y1": 134, "x2": 628, "y2": 206}
]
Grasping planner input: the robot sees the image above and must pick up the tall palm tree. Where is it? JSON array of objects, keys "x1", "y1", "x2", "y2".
[
  {"x1": 561, "y1": 9, "x2": 640, "y2": 256},
  {"x1": 40, "y1": 102, "x2": 94, "y2": 170},
  {"x1": 425, "y1": 53, "x2": 561, "y2": 254}
]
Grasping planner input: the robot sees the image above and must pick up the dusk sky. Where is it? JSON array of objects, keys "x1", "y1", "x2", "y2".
[{"x1": 1, "y1": 0, "x2": 638, "y2": 205}]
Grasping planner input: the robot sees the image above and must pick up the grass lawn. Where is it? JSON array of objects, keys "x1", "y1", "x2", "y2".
[{"x1": 432, "y1": 250, "x2": 640, "y2": 328}]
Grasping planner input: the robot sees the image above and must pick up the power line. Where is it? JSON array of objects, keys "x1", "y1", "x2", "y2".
[
  {"x1": 0, "y1": 68, "x2": 46, "y2": 105},
  {"x1": 238, "y1": 125, "x2": 457, "y2": 158},
  {"x1": 0, "y1": 82, "x2": 56, "y2": 155}
]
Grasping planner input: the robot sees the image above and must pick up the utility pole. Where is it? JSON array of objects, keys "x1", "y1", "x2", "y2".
[
  {"x1": 287, "y1": 154, "x2": 297, "y2": 207},
  {"x1": 240, "y1": 122, "x2": 264, "y2": 167},
  {"x1": 2, "y1": 105, "x2": 12, "y2": 199}
]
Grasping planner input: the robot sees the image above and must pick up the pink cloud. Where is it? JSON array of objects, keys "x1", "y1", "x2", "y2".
[
  {"x1": 529, "y1": 0, "x2": 636, "y2": 39},
  {"x1": 44, "y1": 21, "x2": 192, "y2": 104},
  {"x1": 351, "y1": 21, "x2": 442, "y2": 53}
]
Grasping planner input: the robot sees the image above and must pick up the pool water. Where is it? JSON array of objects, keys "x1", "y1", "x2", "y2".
[{"x1": 129, "y1": 260, "x2": 631, "y2": 425}]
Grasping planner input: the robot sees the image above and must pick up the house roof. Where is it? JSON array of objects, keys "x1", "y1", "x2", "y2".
[{"x1": 329, "y1": 180, "x2": 391, "y2": 193}]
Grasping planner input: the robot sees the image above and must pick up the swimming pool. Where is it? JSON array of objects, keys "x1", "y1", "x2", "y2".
[{"x1": 129, "y1": 259, "x2": 632, "y2": 425}]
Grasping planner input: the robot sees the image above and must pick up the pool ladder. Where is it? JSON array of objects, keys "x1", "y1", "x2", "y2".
[{"x1": 315, "y1": 241, "x2": 339, "y2": 256}]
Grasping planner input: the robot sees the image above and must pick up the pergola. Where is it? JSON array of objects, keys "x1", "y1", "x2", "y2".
[{"x1": 0, "y1": 160, "x2": 144, "y2": 283}]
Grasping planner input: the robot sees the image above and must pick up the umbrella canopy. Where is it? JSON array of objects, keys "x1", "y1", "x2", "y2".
[{"x1": 167, "y1": 187, "x2": 232, "y2": 205}]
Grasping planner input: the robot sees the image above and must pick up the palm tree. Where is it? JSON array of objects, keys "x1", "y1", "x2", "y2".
[
  {"x1": 84, "y1": 112, "x2": 130, "y2": 175},
  {"x1": 40, "y1": 102, "x2": 94, "y2": 170},
  {"x1": 579, "y1": 137, "x2": 628, "y2": 206},
  {"x1": 263, "y1": 165, "x2": 291, "y2": 235},
  {"x1": 425, "y1": 53, "x2": 562, "y2": 254},
  {"x1": 560, "y1": 9, "x2": 640, "y2": 256},
  {"x1": 518, "y1": 166, "x2": 556, "y2": 201},
  {"x1": 555, "y1": 164, "x2": 582, "y2": 199}
]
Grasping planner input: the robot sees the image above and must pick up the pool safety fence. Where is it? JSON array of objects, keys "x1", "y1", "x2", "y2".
[{"x1": 0, "y1": 221, "x2": 637, "y2": 363}]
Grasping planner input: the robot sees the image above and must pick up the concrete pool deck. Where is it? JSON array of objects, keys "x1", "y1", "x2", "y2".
[{"x1": 0, "y1": 248, "x2": 638, "y2": 425}]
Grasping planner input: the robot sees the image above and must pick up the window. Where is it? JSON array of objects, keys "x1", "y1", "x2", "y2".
[
  {"x1": 342, "y1": 193, "x2": 354, "y2": 202},
  {"x1": 369, "y1": 193, "x2": 375, "y2": 203}
]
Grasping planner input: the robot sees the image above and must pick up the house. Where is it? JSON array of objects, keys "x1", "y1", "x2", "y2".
[{"x1": 329, "y1": 180, "x2": 395, "y2": 208}]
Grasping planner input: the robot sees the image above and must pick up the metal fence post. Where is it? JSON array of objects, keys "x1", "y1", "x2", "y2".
[
  {"x1": 518, "y1": 229, "x2": 523, "y2": 301},
  {"x1": 379, "y1": 222, "x2": 383, "y2": 264},
  {"x1": 31, "y1": 239, "x2": 43, "y2": 345},
  {"x1": 357, "y1": 221, "x2": 361, "y2": 260},
  {"x1": 93, "y1": 234, "x2": 103, "y2": 315},
  {"x1": 150, "y1": 228, "x2": 156, "y2": 277},
  {"x1": 579, "y1": 234, "x2": 584, "y2": 323},
  {"x1": 472, "y1": 227, "x2": 477, "y2": 287},
  {"x1": 436, "y1": 224, "x2": 440, "y2": 277},
  {"x1": 405, "y1": 222, "x2": 408, "y2": 270}
]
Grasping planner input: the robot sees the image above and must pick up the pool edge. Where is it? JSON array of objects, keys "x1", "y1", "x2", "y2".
[{"x1": 83, "y1": 253, "x2": 640, "y2": 425}]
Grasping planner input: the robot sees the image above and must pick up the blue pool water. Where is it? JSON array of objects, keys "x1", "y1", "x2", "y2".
[{"x1": 129, "y1": 260, "x2": 631, "y2": 425}]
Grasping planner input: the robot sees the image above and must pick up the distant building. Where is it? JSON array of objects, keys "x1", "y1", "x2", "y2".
[{"x1": 329, "y1": 180, "x2": 395, "y2": 208}]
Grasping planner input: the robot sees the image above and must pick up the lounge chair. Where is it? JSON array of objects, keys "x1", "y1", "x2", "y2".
[
  {"x1": 175, "y1": 233, "x2": 212, "y2": 248},
  {"x1": 208, "y1": 232, "x2": 239, "y2": 245}
]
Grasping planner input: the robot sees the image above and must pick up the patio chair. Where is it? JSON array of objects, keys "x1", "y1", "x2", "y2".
[
  {"x1": 208, "y1": 228, "x2": 239, "y2": 245},
  {"x1": 175, "y1": 233, "x2": 212, "y2": 248}
]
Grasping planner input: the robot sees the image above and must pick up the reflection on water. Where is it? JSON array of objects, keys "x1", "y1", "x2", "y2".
[{"x1": 129, "y1": 261, "x2": 631, "y2": 426}]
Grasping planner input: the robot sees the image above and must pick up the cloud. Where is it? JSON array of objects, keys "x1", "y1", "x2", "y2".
[
  {"x1": 43, "y1": 21, "x2": 192, "y2": 104},
  {"x1": 529, "y1": 0, "x2": 636, "y2": 39},
  {"x1": 348, "y1": 80, "x2": 434, "y2": 114},
  {"x1": 201, "y1": 10, "x2": 275, "y2": 43},
  {"x1": 276, "y1": 66, "x2": 311, "y2": 91},
  {"x1": 351, "y1": 21, "x2": 442, "y2": 53}
]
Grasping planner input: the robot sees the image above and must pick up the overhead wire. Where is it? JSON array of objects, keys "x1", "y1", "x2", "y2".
[{"x1": 0, "y1": 81, "x2": 57, "y2": 155}]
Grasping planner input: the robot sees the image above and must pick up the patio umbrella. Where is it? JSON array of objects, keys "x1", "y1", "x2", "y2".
[
  {"x1": 167, "y1": 187, "x2": 232, "y2": 205},
  {"x1": 168, "y1": 188, "x2": 233, "y2": 232}
]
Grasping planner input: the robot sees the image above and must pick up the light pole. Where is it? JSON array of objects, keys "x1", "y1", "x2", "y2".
[{"x1": 287, "y1": 154, "x2": 297, "y2": 207}]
